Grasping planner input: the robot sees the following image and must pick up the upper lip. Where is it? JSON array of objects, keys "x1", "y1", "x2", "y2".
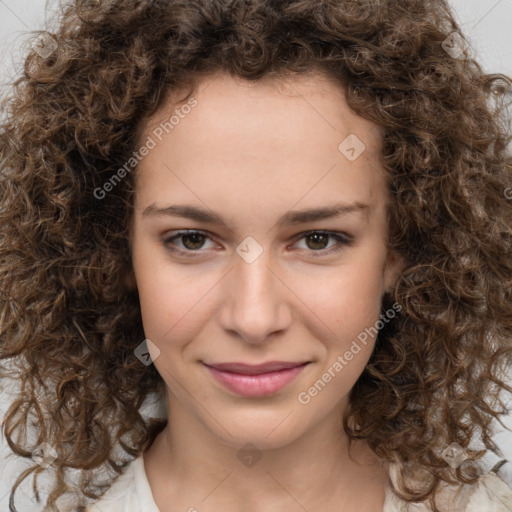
[{"x1": 204, "y1": 361, "x2": 309, "y2": 375}]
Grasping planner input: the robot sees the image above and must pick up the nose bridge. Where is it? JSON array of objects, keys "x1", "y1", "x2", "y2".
[{"x1": 221, "y1": 242, "x2": 290, "y2": 343}]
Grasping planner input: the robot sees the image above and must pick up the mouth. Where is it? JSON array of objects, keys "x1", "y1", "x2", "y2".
[{"x1": 203, "y1": 361, "x2": 310, "y2": 397}]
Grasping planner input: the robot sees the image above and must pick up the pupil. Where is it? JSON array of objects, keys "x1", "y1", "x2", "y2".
[
  {"x1": 307, "y1": 233, "x2": 328, "y2": 250},
  {"x1": 183, "y1": 233, "x2": 205, "y2": 250}
]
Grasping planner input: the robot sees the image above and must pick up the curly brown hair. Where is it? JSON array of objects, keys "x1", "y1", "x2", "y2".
[{"x1": 1, "y1": 0, "x2": 511, "y2": 510}]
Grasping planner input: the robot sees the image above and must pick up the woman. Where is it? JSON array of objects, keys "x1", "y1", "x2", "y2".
[{"x1": 0, "y1": 1, "x2": 511, "y2": 511}]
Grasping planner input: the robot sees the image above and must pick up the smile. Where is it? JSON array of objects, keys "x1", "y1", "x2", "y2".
[{"x1": 203, "y1": 361, "x2": 310, "y2": 397}]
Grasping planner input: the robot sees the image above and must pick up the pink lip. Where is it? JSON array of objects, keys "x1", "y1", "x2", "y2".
[{"x1": 204, "y1": 361, "x2": 309, "y2": 397}]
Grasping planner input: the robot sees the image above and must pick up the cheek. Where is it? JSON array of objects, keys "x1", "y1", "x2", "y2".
[
  {"x1": 136, "y1": 275, "x2": 199, "y2": 343},
  {"x1": 293, "y1": 256, "x2": 386, "y2": 341},
  {"x1": 132, "y1": 247, "x2": 219, "y2": 353},
  {"x1": 301, "y1": 273, "x2": 383, "y2": 406},
  {"x1": 132, "y1": 241, "x2": 187, "y2": 341}
]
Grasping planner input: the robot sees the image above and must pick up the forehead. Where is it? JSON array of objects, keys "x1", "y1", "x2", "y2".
[
  {"x1": 134, "y1": 72, "x2": 387, "y2": 214},
  {"x1": 141, "y1": 71, "x2": 383, "y2": 152}
]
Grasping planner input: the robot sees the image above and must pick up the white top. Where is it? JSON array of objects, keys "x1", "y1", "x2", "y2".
[{"x1": 85, "y1": 454, "x2": 512, "y2": 512}]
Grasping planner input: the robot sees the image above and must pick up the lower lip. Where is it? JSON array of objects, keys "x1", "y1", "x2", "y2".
[{"x1": 205, "y1": 364, "x2": 308, "y2": 397}]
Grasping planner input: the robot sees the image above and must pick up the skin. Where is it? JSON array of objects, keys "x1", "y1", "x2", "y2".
[{"x1": 129, "y1": 71, "x2": 403, "y2": 512}]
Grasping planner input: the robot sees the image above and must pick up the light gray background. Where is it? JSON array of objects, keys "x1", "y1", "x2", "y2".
[{"x1": 0, "y1": 0, "x2": 511, "y2": 509}]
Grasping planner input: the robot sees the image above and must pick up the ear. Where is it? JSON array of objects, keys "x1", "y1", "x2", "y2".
[
  {"x1": 120, "y1": 261, "x2": 138, "y2": 292},
  {"x1": 124, "y1": 270, "x2": 138, "y2": 291},
  {"x1": 383, "y1": 250, "x2": 405, "y2": 294}
]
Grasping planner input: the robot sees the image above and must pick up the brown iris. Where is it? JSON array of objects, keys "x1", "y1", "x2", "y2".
[{"x1": 304, "y1": 232, "x2": 330, "y2": 250}]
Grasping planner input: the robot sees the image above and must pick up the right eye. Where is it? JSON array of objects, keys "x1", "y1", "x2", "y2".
[{"x1": 162, "y1": 230, "x2": 218, "y2": 255}]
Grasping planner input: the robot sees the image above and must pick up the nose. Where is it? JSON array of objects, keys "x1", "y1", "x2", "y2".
[{"x1": 218, "y1": 246, "x2": 292, "y2": 344}]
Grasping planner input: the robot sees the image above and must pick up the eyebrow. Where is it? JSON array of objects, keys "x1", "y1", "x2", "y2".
[{"x1": 142, "y1": 201, "x2": 370, "y2": 227}]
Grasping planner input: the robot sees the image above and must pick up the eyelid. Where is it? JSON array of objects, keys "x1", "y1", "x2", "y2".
[
  {"x1": 162, "y1": 229, "x2": 353, "y2": 257},
  {"x1": 288, "y1": 230, "x2": 354, "y2": 257},
  {"x1": 162, "y1": 229, "x2": 219, "y2": 254}
]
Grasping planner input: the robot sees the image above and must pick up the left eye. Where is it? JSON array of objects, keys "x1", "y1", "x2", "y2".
[
  {"x1": 163, "y1": 230, "x2": 216, "y2": 251},
  {"x1": 293, "y1": 231, "x2": 347, "y2": 251},
  {"x1": 162, "y1": 230, "x2": 351, "y2": 255}
]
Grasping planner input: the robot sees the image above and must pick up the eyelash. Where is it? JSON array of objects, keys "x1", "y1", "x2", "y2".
[{"x1": 162, "y1": 230, "x2": 353, "y2": 258}]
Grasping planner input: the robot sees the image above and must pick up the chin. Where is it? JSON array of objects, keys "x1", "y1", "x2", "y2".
[{"x1": 205, "y1": 408, "x2": 309, "y2": 451}]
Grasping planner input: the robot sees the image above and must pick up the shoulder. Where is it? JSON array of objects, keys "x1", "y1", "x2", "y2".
[
  {"x1": 383, "y1": 471, "x2": 512, "y2": 512},
  {"x1": 85, "y1": 455, "x2": 160, "y2": 512},
  {"x1": 465, "y1": 472, "x2": 512, "y2": 512}
]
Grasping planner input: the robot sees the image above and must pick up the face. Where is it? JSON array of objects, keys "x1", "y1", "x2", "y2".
[{"x1": 130, "y1": 72, "x2": 401, "y2": 450}]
